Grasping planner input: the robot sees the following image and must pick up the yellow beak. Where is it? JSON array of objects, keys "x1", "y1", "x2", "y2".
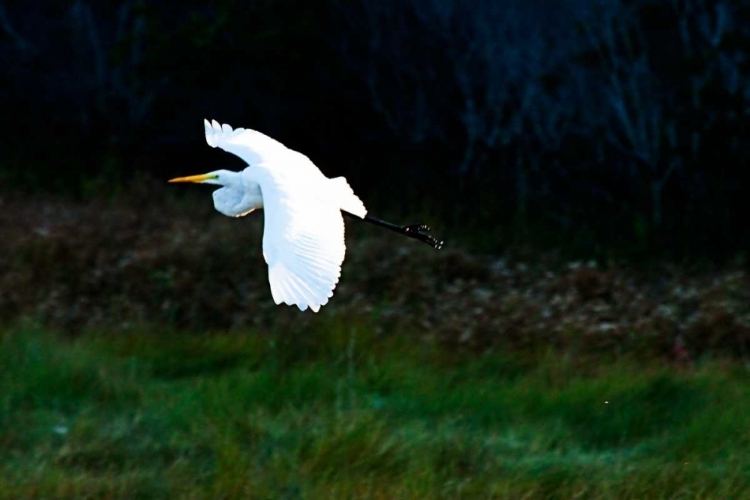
[{"x1": 168, "y1": 173, "x2": 217, "y2": 183}]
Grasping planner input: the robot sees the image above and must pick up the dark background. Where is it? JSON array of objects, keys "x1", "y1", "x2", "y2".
[{"x1": 2, "y1": 0, "x2": 749, "y2": 260}]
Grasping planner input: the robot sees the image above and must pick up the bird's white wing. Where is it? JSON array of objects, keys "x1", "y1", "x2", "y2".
[
  {"x1": 255, "y1": 168, "x2": 346, "y2": 312},
  {"x1": 204, "y1": 119, "x2": 290, "y2": 165}
]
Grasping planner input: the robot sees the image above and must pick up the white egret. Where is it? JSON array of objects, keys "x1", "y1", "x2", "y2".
[{"x1": 169, "y1": 119, "x2": 442, "y2": 312}]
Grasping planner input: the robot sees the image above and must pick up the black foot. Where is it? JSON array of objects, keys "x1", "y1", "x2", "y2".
[{"x1": 402, "y1": 224, "x2": 443, "y2": 249}]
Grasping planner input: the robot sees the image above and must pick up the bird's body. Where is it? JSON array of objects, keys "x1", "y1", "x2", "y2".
[
  {"x1": 170, "y1": 119, "x2": 440, "y2": 312},
  {"x1": 200, "y1": 123, "x2": 366, "y2": 220}
]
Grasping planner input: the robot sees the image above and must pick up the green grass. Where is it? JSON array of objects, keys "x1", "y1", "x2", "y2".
[{"x1": 1, "y1": 325, "x2": 750, "y2": 499}]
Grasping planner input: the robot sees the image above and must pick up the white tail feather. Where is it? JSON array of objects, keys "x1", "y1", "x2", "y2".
[{"x1": 330, "y1": 177, "x2": 367, "y2": 218}]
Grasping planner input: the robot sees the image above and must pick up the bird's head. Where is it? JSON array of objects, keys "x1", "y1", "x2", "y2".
[{"x1": 168, "y1": 170, "x2": 238, "y2": 186}]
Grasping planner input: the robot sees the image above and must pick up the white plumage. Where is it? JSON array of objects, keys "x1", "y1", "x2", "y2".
[{"x1": 169, "y1": 119, "x2": 367, "y2": 312}]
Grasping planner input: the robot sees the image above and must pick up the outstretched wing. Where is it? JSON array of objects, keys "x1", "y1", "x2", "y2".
[
  {"x1": 254, "y1": 167, "x2": 346, "y2": 312},
  {"x1": 204, "y1": 119, "x2": 290, "y2": 165}
]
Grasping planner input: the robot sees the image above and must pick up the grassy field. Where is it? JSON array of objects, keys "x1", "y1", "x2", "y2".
[{"x1": 2, "y1": 324, "x2": 750, "y2": 499}]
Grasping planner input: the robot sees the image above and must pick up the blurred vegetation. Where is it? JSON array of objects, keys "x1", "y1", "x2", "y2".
[
  {"x1": 2, "y1": 326, "x2": 750, "y2": 498},
  {"x1": 2, "y1": 189, "x2": 749, "y2": 360},
  {"x1": 2, "y1": 0, "x2": 749, "y2": 259}
]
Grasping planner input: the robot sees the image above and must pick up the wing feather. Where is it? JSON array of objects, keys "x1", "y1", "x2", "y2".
[
  {"x1": 204, "y1": 118, "x2": 291, "y2": 166},
  {"x1": 254, "y1": 166, "x2": 346, "y2": 312}
]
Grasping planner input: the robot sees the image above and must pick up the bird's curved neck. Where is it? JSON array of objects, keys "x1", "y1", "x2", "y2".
[{"x1": 220, "y1": 170, "x2": 242, "y2": 188}]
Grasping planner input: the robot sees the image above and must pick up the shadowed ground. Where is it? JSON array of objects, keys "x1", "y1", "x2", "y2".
[{"x1": 1, "y1": 190, "x2": 748, "y2": 360}]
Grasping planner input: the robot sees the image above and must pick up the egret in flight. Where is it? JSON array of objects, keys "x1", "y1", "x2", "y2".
[{"x1": 169, "y1": 119, "x2": 442, "y2": 312}]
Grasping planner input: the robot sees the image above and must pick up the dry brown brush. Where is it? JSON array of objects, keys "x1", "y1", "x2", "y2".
[{"x1": 2, "y1": 187, "x2": 748, "y2": 361}]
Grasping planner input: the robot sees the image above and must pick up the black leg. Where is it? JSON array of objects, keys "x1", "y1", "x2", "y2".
[{"x1": 344, "y1": 212, "x2": 443, "y2": 249}]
